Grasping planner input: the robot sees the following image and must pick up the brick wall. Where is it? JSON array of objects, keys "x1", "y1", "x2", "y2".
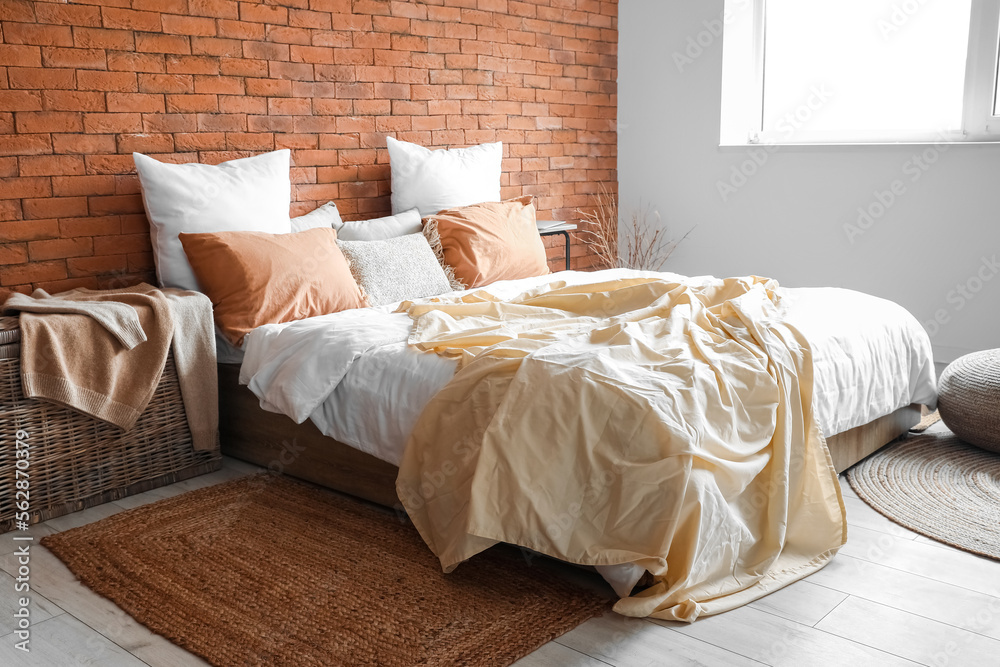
[{"x1": 0, "y1": 0, "x2": 617, "y2": 295}]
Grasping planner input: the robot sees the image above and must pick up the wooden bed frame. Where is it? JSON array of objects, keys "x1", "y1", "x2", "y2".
[{"x1": 218, "y1": 363, "x2": 921, "y2": 508}]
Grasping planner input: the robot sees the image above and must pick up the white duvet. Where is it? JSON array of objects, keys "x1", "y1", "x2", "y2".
[{"x1": 241, "y1": 269, "x2": 937, "y2": 467}]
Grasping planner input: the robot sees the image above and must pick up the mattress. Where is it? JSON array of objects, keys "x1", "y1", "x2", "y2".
[{"x1": 240, "y1": 269, "x2": 938, "y2": 468}]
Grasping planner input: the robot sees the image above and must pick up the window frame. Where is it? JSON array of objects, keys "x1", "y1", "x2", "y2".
[{"x1": 719, "y1": 0, "x2": 1000, "y2": 145}]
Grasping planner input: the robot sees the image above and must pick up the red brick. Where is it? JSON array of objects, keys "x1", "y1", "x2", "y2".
[
  {"x1": 191, "y1": 37, "x2": 243, "y2": 58},
  {"x1": 93, "y1": 233, "x2": 152, "y2": 255},
  {"x1": 165, "y1": 94, "x2": 219, "y2": 113},
  {"x1": 0, "y1": 90, "x2": 42, "y2": 111},
  {"x1": 35, "y1": 276, "x2": 101, "y2": 293},
  {"x1": 1, "y1": 260, "x2": 67, "y2": 286},
  {"x1": 217, "y1": 19, "x2": 264, "y2": 40},
  {"x1": 116, "y1": 133, "x2": 175, "y2": 154},
  {"x1": 89, "y1": 194, "x2": 144, "y2": 216},
  {"x1": 265, "y1": 26, "x2": 312, "y2": 45},
  {"x1": 161, "y1": 14, "x2": 218, "y2": 36},
  {"x1": 107, "y1": 52, "x2": 165, "y2": 73},
  {"x1": 135, "y1": 33, "x2": 191, "y2": 55},
  {"x1": 8, "y1": 67, "x2": 76, "y2": 90},
  {"x1": 52, "y1": 175, "x2": 117, "y2": 198},
  {"x1": 83, "y1": 113, "x2": 143, "y2": 134},
  {"x1": 0, "y1": 0, "x2": 35, "y2": 22},
  {"x1": 194, "y1": 75, "x2": 244, "y2": 95},
  {"x1": 52, "y1": 133, "x2": 116, "y2": 154},
  {"x1": 189, "y1": 0, "x2": 240, "y2": 20},
  {"x1": 41, "y1": 48, "x2": 106, "y2": 70},
  {"x1": 241, "y1": 3, "x2": 288, "y2": 24},
  {"x1": 0, "y1": 45, "x2": 42, "y2": 68},
  {"x1": 174, "y1": 132, "x2": 226, "y2": 151},
  {"x1": 23, "y1": 197, "x2": 89, "y2": 220},
  {"x1": 141, "y1": 113, "x2": 196, "y2": 133},
  {"x1": 77, "y1": 70, "x2": 138, "y2": 92},
  {"x1": 74, "y1": 28, "x2": 135, "y2": 51},
  {"x1": 27, "y1": 236, "x2": 93, "y2": 260},
  {"x1": 165, "y1": 55, "x2": 220, "y2": 75},
  {"x1": 0, "y1": 244, "x2": 28, "y2": 265},
  {"x1": 41, "y1": 90, "x2": 106, "y2": 112},
  {"x1": 0, "y1": 219, "x2": 60, "y2": 241},
  {"x1": 138, "y1": 73, "x2": 194, "y2": 94},
  {"x1": 101, "y1": 7, "x2": 161, "y2": 32},
  {"x1": 35, "y1": 2, "x2": 102, "y2": 26},
  {"x1": 59, "y1": 216, "x2": 121, "y2": 238},
  {"x1": 107, "y1": 93, "x2": 165, "y2": 113},
  {"x1": 19, "y1": 155, "x2": 86, "y2": 177},
  {"x1": 268, "y1": 97, "x2": 312, "y2": 115},
  {"x1": 196, "y1": 113, "x2": 245, "y2": 132},
  {"x1": 85, "y1": 154, "x2": 139, "y2": 174},
  {"x1": 15, "y1": 111, "x2": 83, "y2": 134},
  {"x1": 66, "y1": 254, "x2": 127, "y2": 278},
  {"x1": 3, "y1": 23, "x2": 73, "y2": 47}
]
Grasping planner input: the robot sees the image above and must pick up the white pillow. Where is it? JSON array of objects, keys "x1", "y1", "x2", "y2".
[
  {"x1": 134, "y1": 150, "x2": 292, "y2": 291},
  {"x1": 334, "y1": 208, "x2": 421, "y2": 241},
  {"x1": 291, "y1": 201, "x2": 343, "y2": 233},
  {"x1": 387, "y1": 137, "x2": 502, "y2": 217}
]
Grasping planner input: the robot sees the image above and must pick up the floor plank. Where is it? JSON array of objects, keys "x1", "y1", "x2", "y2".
[
  {"x1": 657, "y1": 606, "x2": 922, "y2": 666},
  {"x1": 0, "y1": 570, "x2": 63, "y2": 636},
  {"x1": 558, "y1": 613, "x2": 765, "y2": 666},
  {"x1": 842, "y1": 496, "x2": 922, "y2": 540},
  {"x1": 817, "y1": 596, "x2": 1000, "y2": 667},
  {"x1": 0, "y1": 613, "x2": 148, "y2": 667},
  {"x1": 806, "y1": 554, "x2": 1000, "y2": 640},
  {"x1": 513, "y1": 640, "x2": 614, "y2": 667},
  {"x1": 748, "y1": 579, "x2": 848, "y2": 626},
  {"x1": 841, "y1": 524, "x2": 999, "y2": 596}
]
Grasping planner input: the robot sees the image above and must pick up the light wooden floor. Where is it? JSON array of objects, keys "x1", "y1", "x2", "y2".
[{"x1": 2, "y1": 422, "x2": 998, "y2": 667}]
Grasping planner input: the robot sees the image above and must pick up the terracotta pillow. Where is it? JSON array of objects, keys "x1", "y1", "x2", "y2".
[
  {"x1": 179, "y1": 227, "x2": 366, "y2": 347},
  {"x1": 423, "y1": 196, "x2": 548, "y2": 289}
]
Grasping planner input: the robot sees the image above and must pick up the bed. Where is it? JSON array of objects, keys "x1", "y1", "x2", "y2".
[
  {"x1": 216, "y1": 268, "x2": 936, "y2": 619},
  {"x1": 218, "y1": 269, "x2": 935, "y2": 504}
]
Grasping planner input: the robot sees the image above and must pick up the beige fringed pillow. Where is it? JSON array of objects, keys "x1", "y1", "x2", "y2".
[
  {"x1": 422, "y1": 196, "x2": 548, "y2": 289},
  {"x1": 338, "y1": 234, "x2": 455, "y2": 307}
]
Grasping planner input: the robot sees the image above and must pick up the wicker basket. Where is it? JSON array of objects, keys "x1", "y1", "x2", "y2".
[{"x1": 0, "y1": 315, "x2": 221, "y2": 532}]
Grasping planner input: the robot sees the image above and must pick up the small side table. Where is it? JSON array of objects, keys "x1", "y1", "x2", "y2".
[{"x1": 537, "y1": 221, "x2": 578, "y2": 271}]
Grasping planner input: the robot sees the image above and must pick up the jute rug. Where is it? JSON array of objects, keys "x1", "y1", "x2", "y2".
[
  {"x1": 42, "y1": 474, "x2": 608, "y2": 666},
  {"x1": 847, "y1": 431, "x2": 1000, "y2": 560},
  {"x1": 909, "y1": 409, "x2": 941, "y2": 433}
]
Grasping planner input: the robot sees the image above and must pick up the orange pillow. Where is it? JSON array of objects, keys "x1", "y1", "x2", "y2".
[
  {"x1": 423, "y1": 195, "x2": 548, "y2": 289},
  {"x1": 179, "y1": 227, "x2": 366, "y2": 346}
]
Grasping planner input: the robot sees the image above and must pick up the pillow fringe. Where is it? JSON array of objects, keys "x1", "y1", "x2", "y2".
[{"x1": 423, "y1": 219, "x2": 467, "y2": 291}]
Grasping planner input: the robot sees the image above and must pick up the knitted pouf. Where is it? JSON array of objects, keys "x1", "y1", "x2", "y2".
[{"x1": 938, "y1": 349, "x2": 1000, "y2": 454}]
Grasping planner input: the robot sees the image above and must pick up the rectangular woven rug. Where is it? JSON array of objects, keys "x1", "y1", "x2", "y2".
[{"x1": 42, "y1": 474, "x2": 608, "y2": 666}]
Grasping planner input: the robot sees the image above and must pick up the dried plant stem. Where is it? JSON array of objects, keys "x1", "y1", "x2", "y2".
[{"x1": 575, "y1": 187, "x2": 693, "y2": 271}]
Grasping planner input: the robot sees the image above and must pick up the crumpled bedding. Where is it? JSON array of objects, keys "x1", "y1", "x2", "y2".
[{"x1": 392, "y1": 273, "x2": 846, "y2": 621}]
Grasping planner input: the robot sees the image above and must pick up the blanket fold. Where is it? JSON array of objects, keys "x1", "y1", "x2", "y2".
[
  {"x1": 395, "y1": 274, "x2": 846, "y2": 622},
  {"x1": 3, "y1": 285, "x2": 218, "y2": 451}
]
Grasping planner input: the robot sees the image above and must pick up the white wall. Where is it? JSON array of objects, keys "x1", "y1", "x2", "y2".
[{"x1": 618, "y1": 1, "x2": 1000, "y2": 362}]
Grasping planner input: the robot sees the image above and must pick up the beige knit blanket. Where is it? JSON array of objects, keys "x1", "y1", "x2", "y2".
[{"x1": 3, "y1": 285, "x2": 218, "y2": 452}]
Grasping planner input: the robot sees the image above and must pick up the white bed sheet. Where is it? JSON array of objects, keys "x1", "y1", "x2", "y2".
[{"x1": 241, "y1": 269, "x2": 937, "y2": 467}]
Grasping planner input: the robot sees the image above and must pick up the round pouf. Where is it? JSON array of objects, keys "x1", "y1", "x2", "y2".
[{"x1": 938, "y1": 349, "x2": 1000, "y2": 454}]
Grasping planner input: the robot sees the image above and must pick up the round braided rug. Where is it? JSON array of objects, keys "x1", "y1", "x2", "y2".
[{"x1": 846, "y1": 432, "x2": 1000, "y2": 560}]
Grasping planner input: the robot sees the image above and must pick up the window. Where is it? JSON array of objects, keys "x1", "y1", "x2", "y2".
[{"x1": 720, "y1": 0, "x2": 1000, "y2": 144}]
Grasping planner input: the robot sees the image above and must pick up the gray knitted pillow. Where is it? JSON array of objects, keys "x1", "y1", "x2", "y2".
[{"x1": 337, "y1": 233, "x2": 454, "y2": 307}]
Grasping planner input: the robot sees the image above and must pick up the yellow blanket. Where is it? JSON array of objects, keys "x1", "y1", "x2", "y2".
[{"x1": 396, "y1": 274, "x2": 846, "y2": 621}]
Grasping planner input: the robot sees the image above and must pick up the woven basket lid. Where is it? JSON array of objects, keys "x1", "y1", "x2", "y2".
[{"x1": 0, "y1": 315, "x2": 20, "y2": 346}]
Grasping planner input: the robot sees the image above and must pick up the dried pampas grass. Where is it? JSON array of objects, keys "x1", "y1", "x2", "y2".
[{"x1": 575, "y1": 188, "x2": 692, "y2": 271}]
